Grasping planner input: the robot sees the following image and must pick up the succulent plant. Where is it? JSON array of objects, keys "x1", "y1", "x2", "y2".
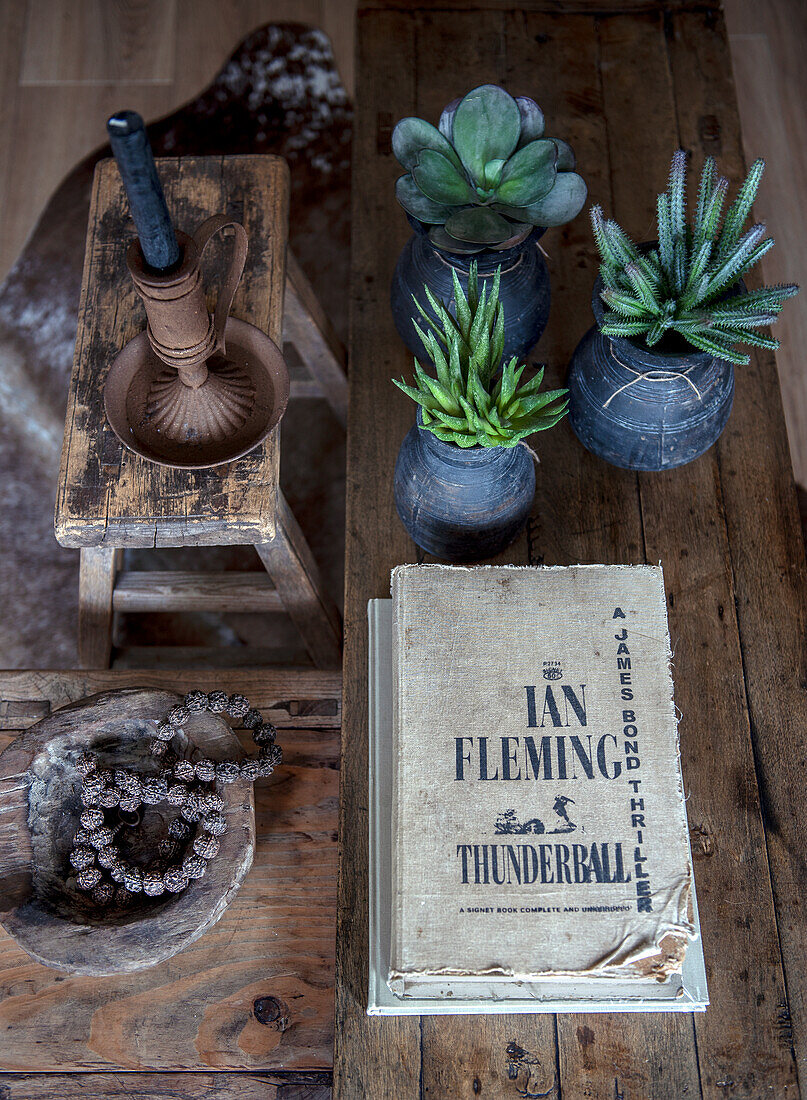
[
  {"x1": 393, "y1": 263, "x2": 569, "y2": 447},
  {"x1": 592, "y1": 150, "x2": 798, "y2": 364},
  {"x1": 393, "y1": 84, "x2": 587, "y2": 254}
]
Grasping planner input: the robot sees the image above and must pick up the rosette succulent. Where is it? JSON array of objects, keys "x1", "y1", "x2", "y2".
[
  {"x1": 393, "y1": 263, "x2": 569, "y2": 446},
  {"x1": 393, "y1": 84, "x2": 587, "y2": 254},
  {"x1": 593, "y1": 149, "x2": 799, "y2": 364}
]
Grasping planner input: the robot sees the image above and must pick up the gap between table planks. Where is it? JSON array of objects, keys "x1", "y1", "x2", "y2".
[
  {"x1": 335, "y1": 5, "x2": 807, "y2": 1098},
  {"x1": 0, "y1": 669, "x2": 339, "y2": 1076}
]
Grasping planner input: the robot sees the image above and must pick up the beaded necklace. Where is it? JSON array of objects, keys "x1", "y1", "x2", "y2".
[{"x1": 68, "y1": 690, "x2": 280, "y2": 905}]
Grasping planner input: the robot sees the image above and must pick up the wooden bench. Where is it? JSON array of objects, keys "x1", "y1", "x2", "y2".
[{"x1": 55, "y1": 156, "x2": 344, "y2": 670}]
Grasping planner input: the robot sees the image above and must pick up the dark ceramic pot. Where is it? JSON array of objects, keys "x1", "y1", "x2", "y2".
[
  {"x1": 394, "y1": 412, "x2": 536, "y2": 561},
  {"x1": 567, "y1": 277, "x2": 735, "y2": 471},
  {"x1": 390, "y1": 219, "x2": 551, "y2": 362}
]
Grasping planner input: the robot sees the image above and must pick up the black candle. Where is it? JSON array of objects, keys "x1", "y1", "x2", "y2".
[{"x1": 107, "y1": 110, "x2": 181, "y2": 273}]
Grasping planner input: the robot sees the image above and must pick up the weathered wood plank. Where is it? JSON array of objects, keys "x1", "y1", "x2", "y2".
[
  {"x1": 0, "y1": 670, "x2": 338, "y2": 1071},
  {"x1": 668, "y1": 7, "x2": 807, "y2": 1089},
  {"x1": 0, "y1": 670, "x2": 342, "y2": 729},
  {"x1": 55, "y1": 156, "x2": 287, "y2": 550},
  {"x1": 0, "y1": 1072, "x2": 332, "y2": 1099},
  {"x1": 358, "y1": 0, "x2": 718, "y2": 10},
  {"x1": 333, "y1": 10, "x2": 422, "y2": 1100},
  {"x1": 113, "y1": 570, "x2": 285, "y2": 613},
  {"x1": 412, "y1": 9, "x2": 561, "y2": 1093},
  {"x1": 504, "y1": 11, "x2": 703, "y2": 1098}
]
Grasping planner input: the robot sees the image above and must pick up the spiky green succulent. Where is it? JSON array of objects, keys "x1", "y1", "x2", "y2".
[
  {"x1": 393, "y1": 84, "x2": 587, "y2": 254},
  {"x1": 592, "y1": 149, "x2": 799, "y2": 364},
  {"x1": 393, "y1": 263, "x2": 569, "y2": 447}
]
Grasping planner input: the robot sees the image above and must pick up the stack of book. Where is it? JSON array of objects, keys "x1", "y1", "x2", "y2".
[{"x1": 368, "y1": 564, "x2": 707, "y2": 1014}]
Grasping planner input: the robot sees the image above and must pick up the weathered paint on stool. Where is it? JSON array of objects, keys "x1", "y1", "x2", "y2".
[
  {"x1": 394, "y1": 413, "x2": 536, "y2": 561},
  {"x1": 567, "y1": 278, "x2": 735, "y2": 471},
  {"x1": 390, "y1": 220, "x2": 551, "y2": 362}
]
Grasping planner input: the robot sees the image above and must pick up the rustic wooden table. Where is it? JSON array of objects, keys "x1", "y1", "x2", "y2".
[
  {"x1": 336, "y1": 2, "x2": 807, "y2": 1097},
  {"x1": 0, "y1": 670, "x2": 339, "y2": 1099}
]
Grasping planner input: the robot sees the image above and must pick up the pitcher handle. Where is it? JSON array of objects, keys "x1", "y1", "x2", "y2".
[{"x1": 193, "y1": 214, "x2": 248, "y2": 358}]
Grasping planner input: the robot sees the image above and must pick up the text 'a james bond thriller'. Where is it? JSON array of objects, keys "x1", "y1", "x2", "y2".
[{"x1": 386, "y1": 564, "x2": 702, "y2": 1003}]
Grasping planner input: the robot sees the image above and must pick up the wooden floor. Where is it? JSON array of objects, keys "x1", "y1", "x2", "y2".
[{"x1": 0, "y1": 0, "x2": 805, "y2": 484}]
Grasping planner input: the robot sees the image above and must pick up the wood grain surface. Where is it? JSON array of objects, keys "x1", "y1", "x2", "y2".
[
  {"x1": 55, "y1": 155, "x2": 289, "y2": 550},
  {"x1": 335, "y1": 6, "x2": 807, "y2": 1099},
  {"x1": 0, "y1": 669, "x2": 339, "y2": 1073}
]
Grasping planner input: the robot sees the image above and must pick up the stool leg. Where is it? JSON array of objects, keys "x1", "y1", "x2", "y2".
[
  {"x1": 284, "y1": 250, "x2": 348, "y2": 428},
  {"x1": 256, "y1": 492, "x2": 342, "y2": 669},
  {"x1": 78, "y1": 547, "x2": 121, "y2": 669}
]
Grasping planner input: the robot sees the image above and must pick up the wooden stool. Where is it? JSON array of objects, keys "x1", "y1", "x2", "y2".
[{"x1": 55, "y1": 155, "x2": 344, "y2": 670}]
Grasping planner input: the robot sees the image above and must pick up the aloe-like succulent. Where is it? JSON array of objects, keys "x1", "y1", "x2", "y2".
[
  {"x1": 393, "y1": 263, "x2": 569, "y2": 447},
  {"x1": 592, "y1": 150, "x2": 799, "y2": 364},
  {"x1": 393, "y1": 84, "x2": 587, "y2": 254}
]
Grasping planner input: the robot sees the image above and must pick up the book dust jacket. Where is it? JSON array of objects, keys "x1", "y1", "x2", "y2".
[{"x1": 388, "y1": 564, "x2": 695, "y2": 996}]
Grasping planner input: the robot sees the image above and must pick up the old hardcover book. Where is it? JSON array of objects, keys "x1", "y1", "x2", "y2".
[{"x1": 371, "y1": 563, "x2": 706, "y2": 1012}]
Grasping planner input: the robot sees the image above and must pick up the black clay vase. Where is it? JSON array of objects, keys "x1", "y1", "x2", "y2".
[
  {"x1": 394, "y1": 413, "x2": 536, "y2": 561},
  {"x1": 566, "y1": 277, "x2": 735, "y2": 471},
  {"x1": 391, "y1": 219, "x2": 551, "y2": 362}
]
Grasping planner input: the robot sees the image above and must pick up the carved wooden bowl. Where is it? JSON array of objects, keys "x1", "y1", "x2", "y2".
[{"x1": 0, "y1": 689, "x2": 255, "y2": 975}]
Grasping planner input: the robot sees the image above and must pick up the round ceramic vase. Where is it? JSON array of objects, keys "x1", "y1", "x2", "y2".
[
  {"x1": 394, "y1": 414, "x2": 536, "y2": 561},
  {"x1": 390, "y1": 220, "x2": 551, "y2": 362},
  {"x1": 567, "y1": 278, "x2": 735, "y2": 471}
]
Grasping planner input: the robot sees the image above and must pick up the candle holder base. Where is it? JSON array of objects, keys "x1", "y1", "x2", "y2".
[{"x1": 104, "y1": 318, "x2": 289, "y2": 469}]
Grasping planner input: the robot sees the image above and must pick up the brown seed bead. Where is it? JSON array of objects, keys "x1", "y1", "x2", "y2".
[
  {"x1": 194, "y1": 758, "x2": 215, "y2": 782},
  {"x1": 92, "y1": 881, "x2": 115, "y2": 906},
  {"x1": 194, "y1": 834, "x2": 220, "y2": 860},
  {"x1": 207, "y1": 690, "x2": 228, "y2": 713},
  {"x1": 216, "y1": 761, "x2": 240, "y2": 784},
  {"x1": 202, "y1": 812, "x2": 227, "y2": 836},
  {"x1": 255, "y1": 755, "x2": 277, "y2": 779},
  {"x1": 72, "y1": 827, "x2": 93, "y2": 846},
  {"x1": 110, "y1": 860, "x2": 127, "y2": 884},
  {"x1": 99, "y1": 786, "x2": 121, "y2": 809},
  {"x1": 142, "y1": 871, "x2": 165, "y2": 897},
  {"x1": 167, "y1": 782, "x2": 187, "y2": 806},
  {"x1": 89, "y1": 826, "x2": 115, "y2": 850},
  {"x1": 158, "y1": 837, "x2": 179, "y2": 860},
  {"x1": 174, "y1": 759, "x2": 195, "y2": 782},
  {"x1": 149, "y1": 739, "x2": 168, "y2": 759},
  {"x1": 115, "y1": 769, "x2": 134, "y2": 789},
  {"x1": 242, "y1": 708, "x2": 263, "y2": 729},
  {"x1": 168, "y1": 705, "x2": 189, "y2": 728},
  {"x1": 123, "y1": 867, "x2": 143, "y2": 893},
  {"x1": 240, "y1": 759, "x2": 260, "y2": 782},
  {"x1": 180, "y1": 795, "x2": 201, "y2": 823},
  {"x1": 118, "y1": 794, "x2": 141, "y2": 813},
  {"x1": 154, "y1": 721, "x2": 174, "y2": 742},
  {"x1": 69, "y1": 847, "x2": 95, "y2": 871},
  {"x1": 82, "y1": 773, "x2": 104, "y2": 798},
  {"x1": 80, "y1": 808, "x2": 104, "y2": 831},
  {"x1": 76, "y1": 867, "x2": 102, "y2": 890},
  {"x1": 183, "y1": 854, "x2": 206, "y2": 879},
  {"x1": 141, "y1": 777, "x2": 168, "y2": 805},
  {"x1": 76, "y1": 751, "x2": 97, "y2": 776},
  {"x1": 97, "y1": 769, "x2": 113, "y2": 786},
  {"x1": 200, "y1": 791, "x2": 224, "y2": 813},
  {"x1": 163, "y1": 867, "x2": 189, "y2": 893},
  {"x1": 114, "y1": 884, "x2": 131, "y2": 906},
  {"x1": 262, "y1": 745, "x2": 283, "y2": 769},
  {"x1": 81, "y1": 788, "x2": 101, "y2": 807},
  {"x1": 184, "y1": 690, "x2": 208, "y2": 712},
  {"x1": 97, "y1": 845, "x2": 119, "y2": 869},
  {"x1": 227, "y1": 694, "x2": 250, "y2": 719},
  {"x1": 168, "y1": 817, "x2": 192, "y2": 840},
  {"x1": 252, "y1": 722, "x2": 277, "y2": 747}
]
